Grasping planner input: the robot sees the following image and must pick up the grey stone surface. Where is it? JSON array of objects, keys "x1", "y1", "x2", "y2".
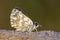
[{"x1": 0, "y1": 30, "x2": 60, "y2": 40}]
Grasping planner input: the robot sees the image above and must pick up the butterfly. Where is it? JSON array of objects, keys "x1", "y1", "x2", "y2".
[{"x1": 10, "y1": 8, "x2": 42, "y2": 32}]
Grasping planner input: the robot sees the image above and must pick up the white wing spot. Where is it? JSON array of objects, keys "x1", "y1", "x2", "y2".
[
  {"x1": 19, "y1": 22, "x2": 22, "y2": 26},
  {"x1": 24, "y1": 17, "x2": 28, "y2": 21},
  {"x1": 19, "y1": 11, "x2": 23, "y2": 17}
]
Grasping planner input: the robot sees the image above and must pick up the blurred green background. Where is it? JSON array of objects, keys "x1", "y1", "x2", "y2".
[{"x1": 0, "y1": 0, "x2": 60, "y2": 32}]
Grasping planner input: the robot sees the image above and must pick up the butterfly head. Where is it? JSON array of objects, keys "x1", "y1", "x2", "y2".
[{"x1": 33, "y1": 22, "x2": 42, "y2": 28}]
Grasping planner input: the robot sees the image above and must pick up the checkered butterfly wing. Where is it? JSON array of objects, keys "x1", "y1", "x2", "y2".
[{"x1": 10, "y1": 8, "x2": 34, "y2": 32}]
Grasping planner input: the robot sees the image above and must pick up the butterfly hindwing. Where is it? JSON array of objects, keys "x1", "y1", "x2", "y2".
[{"x1": 10, "y1": 8, "x2": 34, "y2": 32}]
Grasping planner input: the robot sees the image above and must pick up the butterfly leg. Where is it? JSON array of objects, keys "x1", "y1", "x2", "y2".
[{"x1": 35, "y1": 29, "x2": 38, "y2": 32}]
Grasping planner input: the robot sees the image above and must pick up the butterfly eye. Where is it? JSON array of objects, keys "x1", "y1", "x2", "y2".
[{"x1": 33, "y1": 22, "x2": 39, "y2": 26}]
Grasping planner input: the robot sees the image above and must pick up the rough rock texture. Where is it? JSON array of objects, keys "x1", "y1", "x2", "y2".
[{"x1": 0, "y1": 30, "x2": 60, "y2": 40}]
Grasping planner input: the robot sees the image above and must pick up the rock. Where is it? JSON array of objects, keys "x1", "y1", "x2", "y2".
[{"x1": 0, "y1": 30, "x2": 60, "y2": 40}]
